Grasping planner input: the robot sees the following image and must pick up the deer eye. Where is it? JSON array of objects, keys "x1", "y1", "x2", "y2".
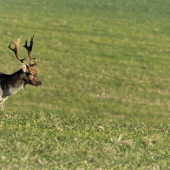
[{"x1": 29, "y1": 73, "x2": 34, "y2": 78}]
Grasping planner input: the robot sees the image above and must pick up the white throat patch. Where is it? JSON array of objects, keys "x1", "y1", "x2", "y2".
[{"x1": 2, "y1": 84, "x2": 25, "y2": 97}]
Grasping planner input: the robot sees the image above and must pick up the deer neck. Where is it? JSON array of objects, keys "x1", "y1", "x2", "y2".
[{"x1": 1, "y1": 69, "x2": 27, "y2": 97}]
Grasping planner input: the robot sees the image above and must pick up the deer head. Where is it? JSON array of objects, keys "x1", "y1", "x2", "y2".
[{"x1": 8, "y1": 35, "x2": 42, "y2": 87}]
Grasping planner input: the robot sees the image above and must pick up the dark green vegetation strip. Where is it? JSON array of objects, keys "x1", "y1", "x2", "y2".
[
  {"x1": 1, "y1": 111, "x2": 170, "y2": 169},
  {"x1": 0, "y1": 0, "x2": 170, "y2": 168}
]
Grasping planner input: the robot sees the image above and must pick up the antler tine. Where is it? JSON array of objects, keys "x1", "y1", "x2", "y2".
[
  {"x1": 8, "y1": 36, "x2": 27, "y2": 64},
  {"x1": 31, "y1": 58, "x2": 40, "y2": 67},
  {"x1": 23, "y1": 35, "x2": 39, "y2": 66}
]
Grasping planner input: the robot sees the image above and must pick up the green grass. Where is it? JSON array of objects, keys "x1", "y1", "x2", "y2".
[
  {"x1": 0, "y1": 0, "x2": 170, "y2": 168},
  {"x1": 1, "y1": 110, "x2": 170, "y2": 169}
]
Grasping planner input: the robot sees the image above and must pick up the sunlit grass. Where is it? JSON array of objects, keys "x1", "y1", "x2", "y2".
[{"x1": 1, "y1": 110, "x2": 170, "y2": 169}]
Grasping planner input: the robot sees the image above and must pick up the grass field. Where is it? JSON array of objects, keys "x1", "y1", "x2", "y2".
[{"x1": 0, "y1": 0, "x2": 170, "y2": 169}]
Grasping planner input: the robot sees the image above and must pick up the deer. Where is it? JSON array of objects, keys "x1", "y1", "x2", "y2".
[{"x1": 0, "y1": 35, "x2": 42, "y2": 109}]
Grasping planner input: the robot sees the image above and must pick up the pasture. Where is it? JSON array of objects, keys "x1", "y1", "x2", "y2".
[{"x1": 0, "y1": 0, "x2": 170, "y2": 169}]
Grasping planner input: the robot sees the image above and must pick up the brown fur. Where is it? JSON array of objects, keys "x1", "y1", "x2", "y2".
[{"x1": 0, "y1": 65, "x2": 42, "y2": 109}]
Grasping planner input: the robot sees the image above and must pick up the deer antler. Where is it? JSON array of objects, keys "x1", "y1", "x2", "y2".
[
  {"x1": 23, "y1": 35, "x2": 40, "y2": 67},
  {"x1": 8, "y1": 36, "x2": 28, "y2": 65}
]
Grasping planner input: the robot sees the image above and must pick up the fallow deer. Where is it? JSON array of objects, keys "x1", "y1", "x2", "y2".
[{"x1": 0, "y1": 35, "x2": 42, "y2": 109}]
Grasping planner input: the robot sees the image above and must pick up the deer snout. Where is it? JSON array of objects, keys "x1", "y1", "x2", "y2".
[
  {"x1": 35, "y1": 81, "x2": 42, "y2": 87},
  {"x1": 38, "y1": 81, "x2": 42, "y2": 86}
]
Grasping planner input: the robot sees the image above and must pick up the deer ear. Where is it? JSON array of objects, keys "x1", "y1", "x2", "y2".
[{"x1": 21, "y1": 63, "x2": 27, "y2": 73}]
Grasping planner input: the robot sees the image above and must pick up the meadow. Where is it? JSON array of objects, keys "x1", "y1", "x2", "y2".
[{"x1": 0, "y1": 0, "x2": 170, "y2": 169}]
